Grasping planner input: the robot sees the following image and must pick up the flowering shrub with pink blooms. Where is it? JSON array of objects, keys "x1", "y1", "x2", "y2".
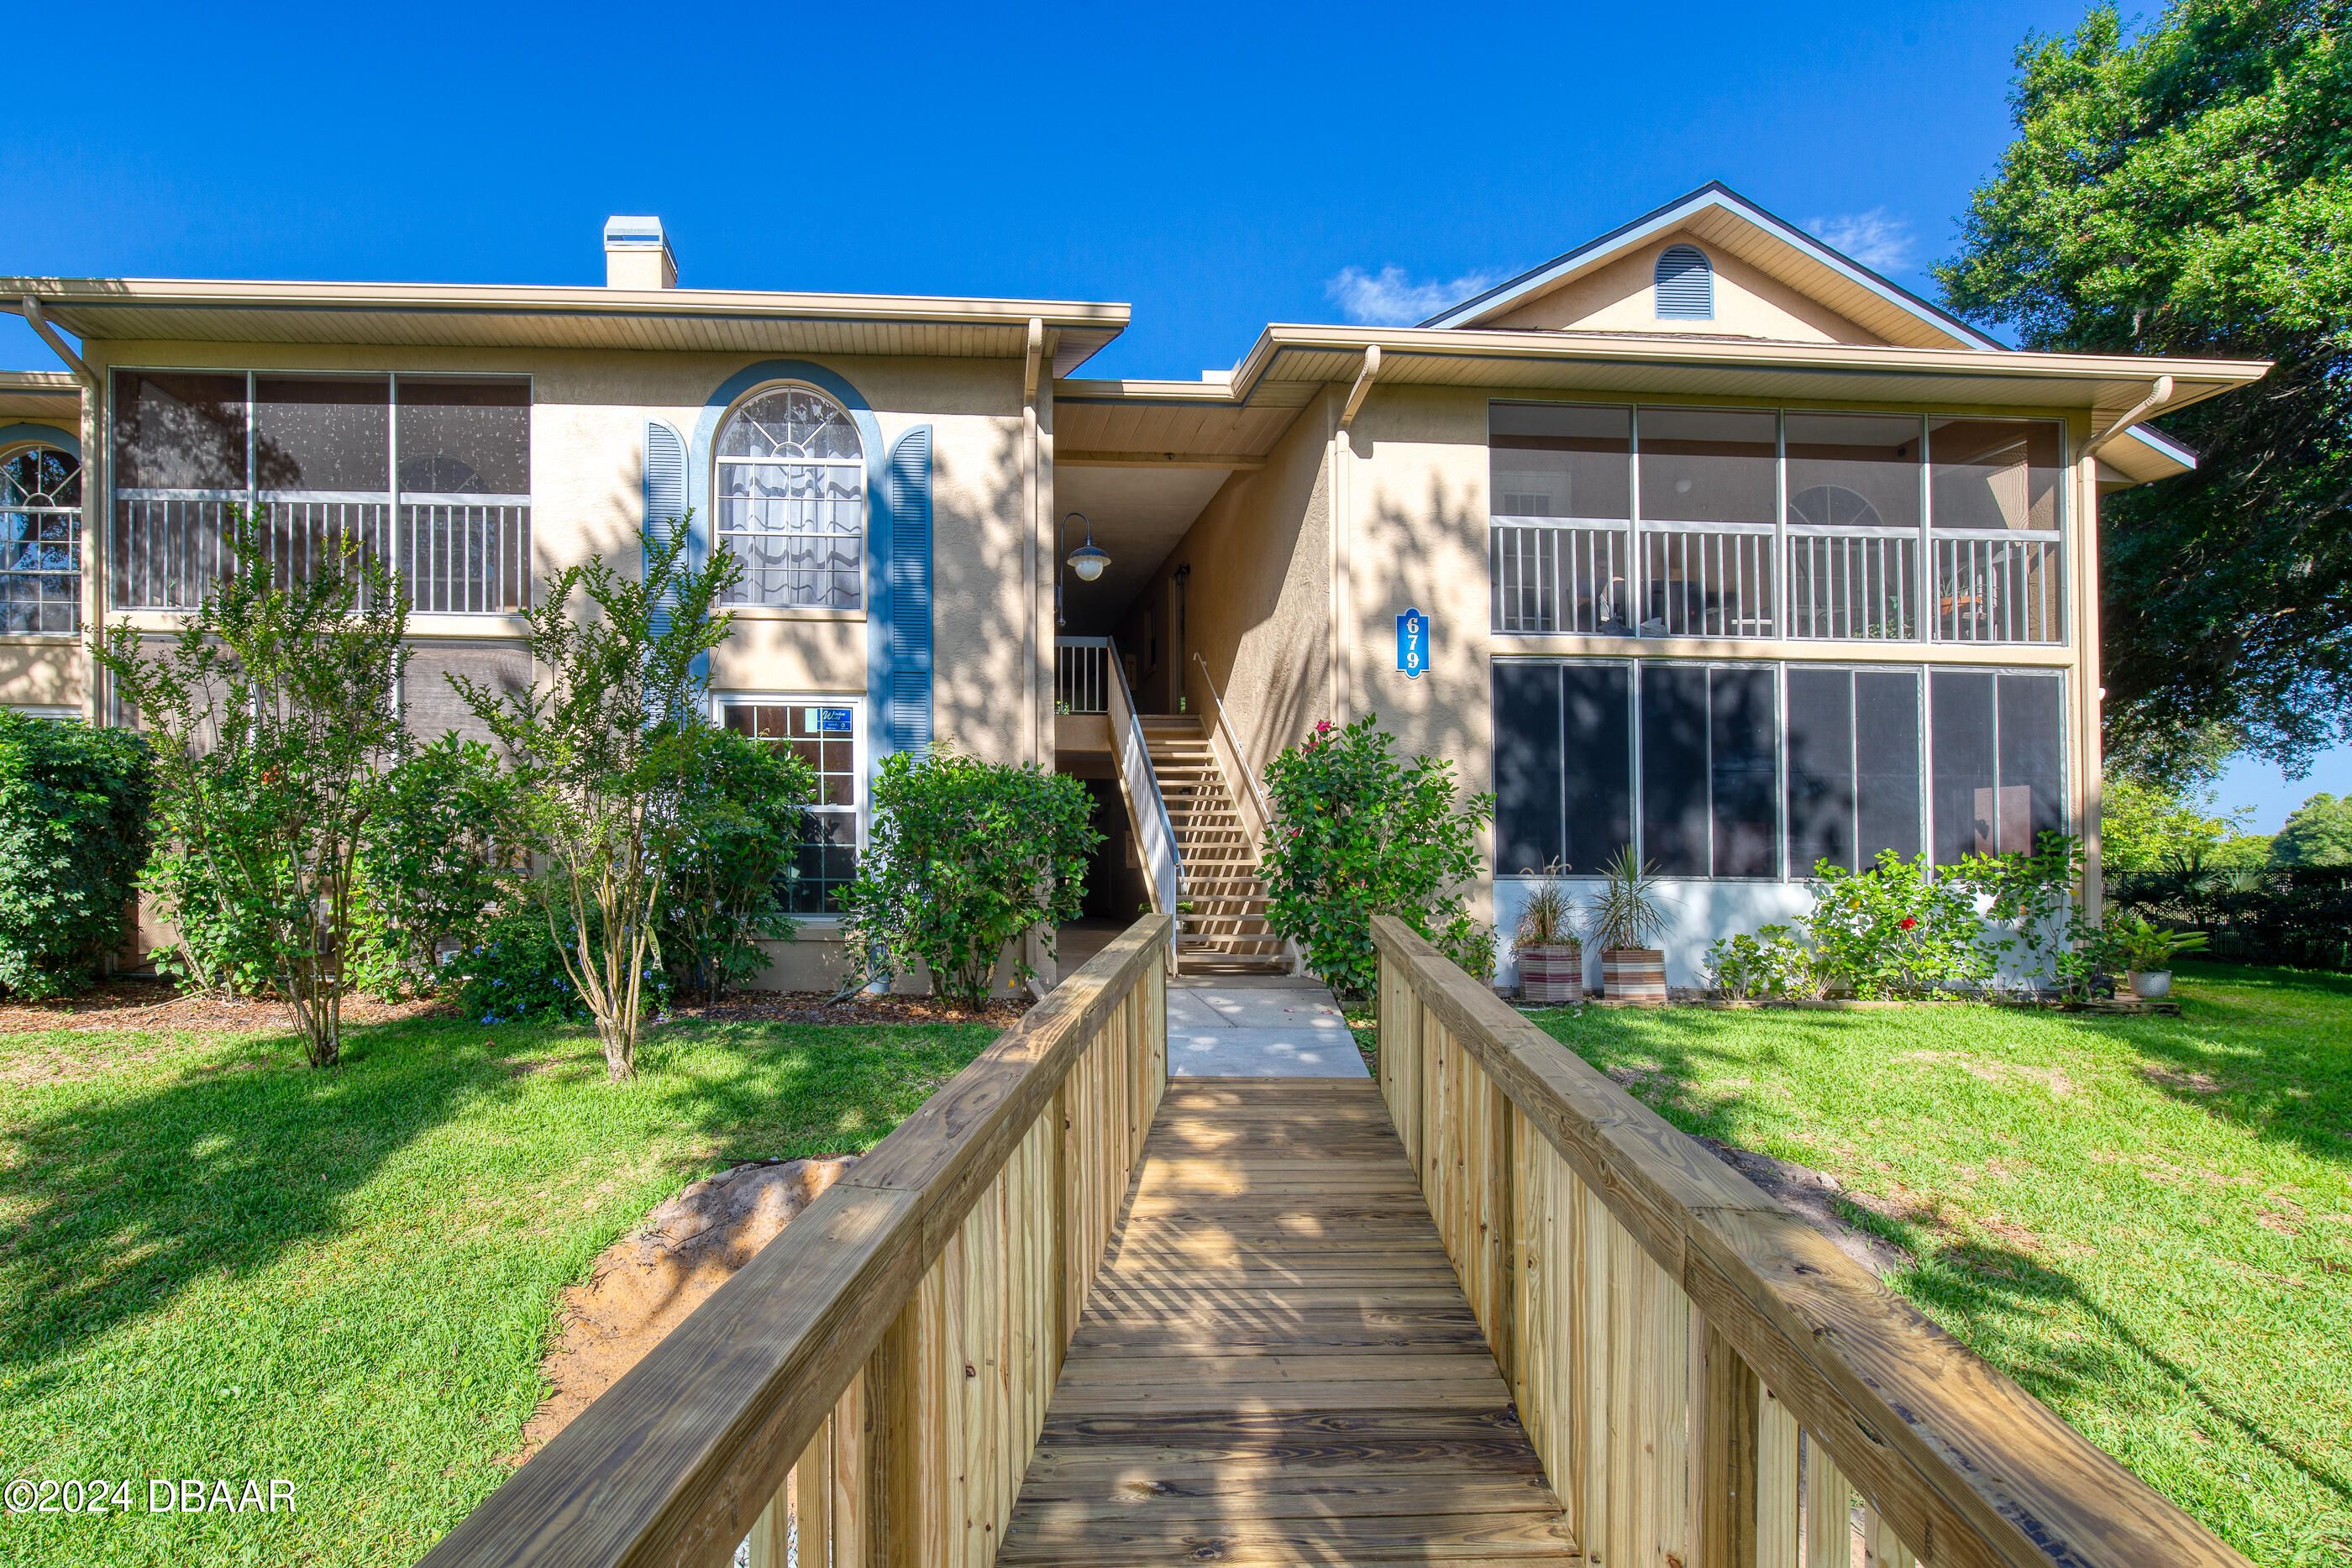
[{"x1": 1261, "y1": 715, "x2": 1494, "y2": 1005}]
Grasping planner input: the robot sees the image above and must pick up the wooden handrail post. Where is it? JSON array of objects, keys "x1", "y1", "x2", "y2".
[
  {"x1": 418, "y1": 913, "x2": 1171, "y2": 1568},
  {"x1": 1367, "y1": 913, "x2": 2254, "y2": 1568},
  {"x1": 1697, "y1": 1314, "x2": 1761, "y2": 1568}
]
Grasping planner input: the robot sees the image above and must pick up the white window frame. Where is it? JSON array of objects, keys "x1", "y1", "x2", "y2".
[
  {"x1": 711, "y1": 382, "x2": 868, "y2": 613},
  {"x1": 711, "y1": 690, "x2": 869, "y2": 921},
  {"x1": 0, "y1": 438, "x2": 85, "y2": 637}
]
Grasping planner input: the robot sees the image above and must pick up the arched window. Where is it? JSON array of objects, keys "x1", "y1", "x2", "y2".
[
  {"x1": 0, "y1": 443, "x2": 81, "y2": 632},
  {"x1": 715, "y1": 385, "x2": 865, "y2": 608},
  {"x1": 1654, "y1": 244, "x2": 1714, "y2": 321}
]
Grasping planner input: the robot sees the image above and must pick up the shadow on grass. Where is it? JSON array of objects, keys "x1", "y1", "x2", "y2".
[
  {"x1": 1903, "y1": 1238, "x2": 2352, "y2": 1509},
  {"x1": 0, "y1": 1021, "x2": 563, "y2": 1386},
  {"x1": 2108, "y1": 963, "x2": 2352, "y2": 1171},
  {"x1": 1532, "y1": 984, "x2": 2352, "y2": 1514}
]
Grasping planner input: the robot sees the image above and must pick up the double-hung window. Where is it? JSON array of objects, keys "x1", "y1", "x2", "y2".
[
  {"x1": 714, "y1": 388, "x2": 865, "y2": 610},
  {"x1": 0, "y1": 443, "x2": 82, "y2": 633},
  {"x1": 111, "y1": 370, "x2": 531, "y2": 611},
  {"x1": 722, "y1": 698, "x2": 862, "y2": 914}
]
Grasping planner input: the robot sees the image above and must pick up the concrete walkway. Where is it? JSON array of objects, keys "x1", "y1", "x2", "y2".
[{"x1": 1167, "y1": 974, "x2": 1366, "y2": 1078}]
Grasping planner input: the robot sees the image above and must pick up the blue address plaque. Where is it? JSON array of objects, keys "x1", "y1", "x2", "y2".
[{"x1": 1395, "y1": 606, "x2": 1428, "y2": 679}]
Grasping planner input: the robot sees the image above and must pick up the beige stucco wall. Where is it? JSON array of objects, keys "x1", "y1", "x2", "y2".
[
  {"x1": 78, "y1": 341, "x2": 1040, "y2": 759},
  {"x1": 0, "y1": 642, "x2": 84, "y2": 709},
  {"x1": 1488, "y1": 230, "x2": 1882, "y2": 344},
  {"x1": 1112, "y1": 386, "x2": 1336, "y2": 792},
  {"x1": 71, "y1": 337, "x2": 1047, "y2": 980}
]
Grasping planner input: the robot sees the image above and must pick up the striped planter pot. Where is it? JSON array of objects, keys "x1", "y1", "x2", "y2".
[
  {"x1": 1600, "y1": 948, "x2": 1667, "y2": 1004},
  {"x1": 1517, "y1": 943, "x2": 1583, "y2": 1004}
]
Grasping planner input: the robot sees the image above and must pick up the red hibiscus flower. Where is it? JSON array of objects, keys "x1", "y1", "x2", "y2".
[{"x1": 1898, "y1": 916, "x2": 1919, "y2": 931}]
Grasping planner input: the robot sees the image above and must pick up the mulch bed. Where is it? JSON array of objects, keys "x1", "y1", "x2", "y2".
[
  {"x1": 0, "y1": 974, "x2": 449, "y2": 1036},
  {"x1": 664, "y1": 991, "x2": 1033, "y2": 1030},
  {"x1": 0, "y1": 976, "x2": 1032, "y2": 1040}
]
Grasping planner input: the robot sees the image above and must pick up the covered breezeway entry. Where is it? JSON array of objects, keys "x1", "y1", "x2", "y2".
[{"x1": 422, "y1": 914, "x2": 2253, "y2": 1568}]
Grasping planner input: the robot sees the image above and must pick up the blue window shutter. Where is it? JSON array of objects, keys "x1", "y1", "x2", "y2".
[
  {"x1": 1654, "y1": 244, "x2": 1714, "y2": 320},
  {"x1": 643, "y1": 421, "x2": 686, "y2": 641},
  {"x1": 881, "y1": 427, "x2": 933, "y2": 753}
]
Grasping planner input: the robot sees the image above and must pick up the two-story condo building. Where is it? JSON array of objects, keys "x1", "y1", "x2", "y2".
[{"x1": 0, "y1": 186, "x2": 2269, "y2": 989}]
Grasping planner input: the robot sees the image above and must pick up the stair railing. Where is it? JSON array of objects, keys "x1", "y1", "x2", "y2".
[
  {"x1": 1106, "y1": 640, "x2": 1181, "y2": 952},
  {"x1": 1191, "y1": 652, "x2": 1302, "y2": 974}
]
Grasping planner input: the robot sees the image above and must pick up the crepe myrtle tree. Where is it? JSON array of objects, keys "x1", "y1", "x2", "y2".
[
  {"x1": 454, "y1": 517, "x2": 739, "y2": 1082},
  {"x1": 93, "y1": 507, "x2": 409, "y2": 1067}
]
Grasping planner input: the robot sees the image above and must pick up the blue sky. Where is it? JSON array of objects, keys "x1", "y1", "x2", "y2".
[{"x1": 5, "y1": 0, "x2": 2344, "y2": 819}]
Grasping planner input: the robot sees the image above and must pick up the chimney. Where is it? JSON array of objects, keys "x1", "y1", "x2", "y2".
[{"x1": 603, "y1": 216, "x2": 677, "y2": 289}]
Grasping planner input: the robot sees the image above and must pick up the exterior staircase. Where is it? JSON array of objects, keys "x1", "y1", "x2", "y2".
[{"x1": 1137, "y1": 716, "x2": 1289, "y2": 975}]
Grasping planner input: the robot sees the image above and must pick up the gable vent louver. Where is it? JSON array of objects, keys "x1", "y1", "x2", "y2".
[{"x1": 1654, "y1": 244, "x2": 1714, "y2": 320}]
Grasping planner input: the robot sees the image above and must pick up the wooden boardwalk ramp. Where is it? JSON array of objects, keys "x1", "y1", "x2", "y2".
[{"x1": 1000, "y1": 1076, "x2": 1577, "y2": 1565}]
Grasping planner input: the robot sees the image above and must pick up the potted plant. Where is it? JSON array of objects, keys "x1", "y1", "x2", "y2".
[
  {"x1": 2111, "y1": 914, "x2": 2208, "y2": 999},
  {"x1": 1512, "y1": 862, "x2": 1582, "y2": 1004},
  {"x1": 1586, "y1": 846, "x2": 1672, "y2": 1004}
]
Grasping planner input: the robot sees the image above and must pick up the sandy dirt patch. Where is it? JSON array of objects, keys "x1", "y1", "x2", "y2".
[{"x1": 511, "y1": 1155, "x2": 860, "y2": 1464}]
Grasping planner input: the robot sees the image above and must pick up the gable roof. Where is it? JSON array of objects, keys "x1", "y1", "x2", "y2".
[{"x1": 1419, "y1": 181, "x2": 2001, "y2": 351}]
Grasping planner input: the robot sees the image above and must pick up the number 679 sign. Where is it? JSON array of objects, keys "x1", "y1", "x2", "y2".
[{"x1": 1395, "y1": 606, "x2": 1428, "y2": 679}]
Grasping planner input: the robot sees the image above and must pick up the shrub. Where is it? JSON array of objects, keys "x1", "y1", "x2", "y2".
[
  {"x1": 0, "y1": 714, "x2": 154, "y2": 999},
  {"x1": 1261, "y1": 715, "x2": 1494, "y2": 1008},
  {"x1": 349, "y1": 736, "x2": 512, "y2": 999},
  {"x1": 1704, "y1": 925, "x2": 1822, "y2": 1000},
  {"x1": 452, "y1": 906, "x2": 593, "y2": 1025},
  {"x1": 141, "y1": 790, "x2": 285, "y2": 998},
  {"x1": 1955, "y1": 831, "x2": 2094, "y2": 994},
  {"x1": 1802, "y1": 850, "x2": 1994, "y2": 999},
  {"x1": 659, "y1": 727, "x2": 816, "y2": 1004},
  {"x1": 840, "y1": 749, "x2": 1100, "y2": 1009},
  {"x1": 94, "y1": 510, "x2": 409, "y2": 1067},
  {"x1": 454, "y1": 520, "x2": 739, "y2": 1080},
  {"x1": 2113, "y1": 858, "x2": 2351, "y2": 971}
]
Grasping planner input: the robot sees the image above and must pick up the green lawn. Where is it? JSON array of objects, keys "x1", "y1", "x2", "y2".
[
  {"x1": 0, "y1": 1010, "x2": 999, "y2": 1566},
  {"x1": 1530, "y1": 964, "x2": 2352, "y2": 1567}
]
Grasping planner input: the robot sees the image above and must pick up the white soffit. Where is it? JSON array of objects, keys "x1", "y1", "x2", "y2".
[
  {"x1": 1421, "y1": 182, "x2": 2000, "y2": 352},
  {"x1": 3, "y1": 278, "x2": 1129, "y2": 373},
  {"x1": 0, "y1": 371, "x2": 81, "y2": 422}
]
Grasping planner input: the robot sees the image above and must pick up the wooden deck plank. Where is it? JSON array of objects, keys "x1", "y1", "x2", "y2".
[{"x1": 1003, "y1": 1078, "x2": 1578, "y2": 1565}]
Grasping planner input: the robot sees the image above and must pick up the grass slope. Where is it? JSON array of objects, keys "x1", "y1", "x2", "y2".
[
  {"x1": 0, "y1": 1012, "x2": 998, "y2": 1566},
  {"x1": 1532, "y1": 964, "x2": 2352, "y2": 1566}
]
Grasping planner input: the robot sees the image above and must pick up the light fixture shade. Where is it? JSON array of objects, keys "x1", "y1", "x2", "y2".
[{"x1": 1067, "y1": 542, "x2": 1110, "y2": 582}]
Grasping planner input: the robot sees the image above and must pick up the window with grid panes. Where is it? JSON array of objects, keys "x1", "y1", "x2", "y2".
[
  {"x1": 714, "y1": 387, "x2": 865, "y2": 609},
  {"x1": 0, "y1": 445, "x2": 81, "y2": 632},
  {"x1": 723, "y1": 700, "x2": 860, "y2": 913}
]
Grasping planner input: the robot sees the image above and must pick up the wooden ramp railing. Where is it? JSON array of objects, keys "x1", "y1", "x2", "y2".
[
  {"x1": 1372, "y1": 915, "x2": 2250, "y2": 1568},
  {"x1": 421, "y1": 913, "x2": 1170, "y2": 1568}
]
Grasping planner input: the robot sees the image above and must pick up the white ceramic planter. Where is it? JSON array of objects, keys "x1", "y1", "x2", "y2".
[{"x1": 2129, "y1": 970, "x2": 2173, "y2": 999}]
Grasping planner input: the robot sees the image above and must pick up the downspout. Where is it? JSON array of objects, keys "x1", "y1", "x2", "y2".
[
  {"x1": 2073, "y1": 375, "x2": 2169, "y2": 932},
  {"x1": 1022, "y1": 317, "x2": 1042, "y2": 767},
  {"x1": 2081, "y1": 375, "x2": 2175, "y2": 459},
  {"x1": 19, "y1": 296, "x2": 95, "y2": 385},
  {"x1": 15, "y1": 297, "x2": 102, "y2": 726},
  {"x1": 1339, "y1": 342, "x2": 1380, "y2": 430},
  {"x1": 1021, "y1": 318, "x2": 1047, "y2": 997},
  {"x1": 1330, "y1": 345, "x2": 1378, "y2": 726}
]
